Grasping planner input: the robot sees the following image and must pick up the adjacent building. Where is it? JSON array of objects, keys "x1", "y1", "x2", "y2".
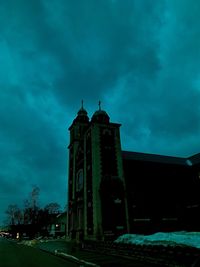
[
  {"x1": 48, "y1": 212, "x2": 67, "y2": 238},
  {"x1": 67, "y1": 104, "x2": 200, "y2": 241}
]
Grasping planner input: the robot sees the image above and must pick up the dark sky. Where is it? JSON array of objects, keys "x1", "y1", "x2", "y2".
[{"x1": 1, "y1": 0, "x2": 200, "y2": 225}]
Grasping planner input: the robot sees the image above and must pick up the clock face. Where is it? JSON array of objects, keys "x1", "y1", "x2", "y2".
[{"x1": 76, "y1": 169, "x2": 83, "y2": 191}]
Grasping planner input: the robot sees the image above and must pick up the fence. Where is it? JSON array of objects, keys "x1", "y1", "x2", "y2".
[{"x1": 81, "y1": 240, "x2": 200, "y2": 267}]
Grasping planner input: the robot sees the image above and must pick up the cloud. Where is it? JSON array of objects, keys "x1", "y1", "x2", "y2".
[{"x1": 0, "y1": 0, "x2": 200, "y2": 224}]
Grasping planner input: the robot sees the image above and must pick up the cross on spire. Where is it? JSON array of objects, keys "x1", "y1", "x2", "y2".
[{"x1": 98, "y1": 100, "x2": 101, "y2": 110}]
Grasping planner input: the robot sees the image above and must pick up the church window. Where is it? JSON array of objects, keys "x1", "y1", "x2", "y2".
[
  {"x1": 76, "y1": 169, "x2": 83, "y2": 191},
  {"x1": 87, "y1": 165, "x2": 91, "y2": 170},
  {"x1": 102, "y1": 129, "x2": 112, "y2": 136},
  {"x1": 114, "y1": 198, "x2": 122, "y2": 204},
  {"x1": 100, "y1": 128, "x2": 118, "y2": 176},
  {"x1": 87, "y1": 131, "x2": 91, "y2": 139}
]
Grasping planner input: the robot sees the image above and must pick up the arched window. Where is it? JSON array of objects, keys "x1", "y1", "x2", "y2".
[{"x1": 76, "y1": 169, "x2": 84, "y2": 191}]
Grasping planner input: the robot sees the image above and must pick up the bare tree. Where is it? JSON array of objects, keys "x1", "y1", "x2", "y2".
[
  {"x1": 5, "y1": 205, "x2": 22, "y2": 225},
  {"x1": 23, "y1": 186, "x2": 40, "y2": 224},
  {"x1": 44, "y1": 202, "x2": 61, "y2": 214},
  {"x1": 31, "y1": 185, "x2": 40, "y2": 209},
  {"x1": 23, "y1": 200, "x2": 32, "y2": 224}
]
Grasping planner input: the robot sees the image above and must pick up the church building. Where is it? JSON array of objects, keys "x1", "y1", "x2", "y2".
[{"x1": 67, "y1": 103, "x2": 200, "y2": 241}]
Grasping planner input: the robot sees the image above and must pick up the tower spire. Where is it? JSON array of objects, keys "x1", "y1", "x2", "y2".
[
  {"x1": 81, "y1": 100, "x2": 84, "y2": 110},
  {"x1": 98, "y1": 100, "x2": 101, "y2": 111}
]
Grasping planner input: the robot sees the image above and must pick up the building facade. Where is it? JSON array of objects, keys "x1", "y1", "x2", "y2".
[{"x1": 67, "y1": 105, "x2": 200, "y2": 241}]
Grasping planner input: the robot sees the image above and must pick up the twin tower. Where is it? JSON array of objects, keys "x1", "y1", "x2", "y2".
[{"x1": 67, "y1": 103, "x2": 129, "y2": 241}]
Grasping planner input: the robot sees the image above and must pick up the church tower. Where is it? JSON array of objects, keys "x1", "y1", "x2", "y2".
[
  {"x1": 67, "y1": 102, "x2": 129, "y2": 241},
  {"x1": 67, "y1": 102, "x2": 89, "y2": 240}
]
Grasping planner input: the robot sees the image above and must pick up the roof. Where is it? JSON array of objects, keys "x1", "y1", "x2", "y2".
[
  {"x1": 122, "y1": 151, "x2": 187, "y2": 165},
  {"x1": 91, "y1": 109, "x2": 110, "y2": 123},
  {"x1": 188, "y1": 153, "x2": 200, "y2": 166}
]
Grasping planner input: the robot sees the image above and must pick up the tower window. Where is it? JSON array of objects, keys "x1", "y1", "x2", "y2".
[
  {"x1": 76, "y1": 169, "x2": 84, "y2": 191},
  {"x1": 103, "y1": 129, "x2": 112, "y2": 136}
]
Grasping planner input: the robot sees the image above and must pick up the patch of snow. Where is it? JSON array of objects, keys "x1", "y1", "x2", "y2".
[
  {"x1": 114, "y1": 231, "x2": 200, "y2": 249},
  {"x1": 186, "y1": 159, "x2": 193, "y2": 166}
]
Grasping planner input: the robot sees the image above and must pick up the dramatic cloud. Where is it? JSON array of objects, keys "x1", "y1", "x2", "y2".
[{"x1": 0, "y1": 0, "x2": 200, "y2": 224}]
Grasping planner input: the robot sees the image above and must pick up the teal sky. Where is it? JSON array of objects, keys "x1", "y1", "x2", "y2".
[{"x1": 0, "y1": 0, "x2": 200, "y2": 225}]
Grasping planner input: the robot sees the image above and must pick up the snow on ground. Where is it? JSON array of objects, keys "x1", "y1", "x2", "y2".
[
  {"x1": 115, "y1": 232, "x2": 200, "y2": 249},
  {"x1": 18, "y1": 239, "x2": 38, "y2": 246}
]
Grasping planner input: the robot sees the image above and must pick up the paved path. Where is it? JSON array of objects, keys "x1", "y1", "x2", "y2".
[{"x1": 0, "y1": 237, "x2": 78, "y2": 267}]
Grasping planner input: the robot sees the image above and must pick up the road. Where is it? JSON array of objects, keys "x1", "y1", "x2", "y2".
[
  {"x1": 0, "y1": 237, "x2": 78, "y2": 267},
  {"x1": 0, "y1": 237, "x2": 162, "y2": 267}
]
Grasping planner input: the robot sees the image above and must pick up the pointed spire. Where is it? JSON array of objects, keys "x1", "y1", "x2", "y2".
[
  {"x1": 91, "y1": 101, "x2": 110, "y2": 123},
  {"x1": 77, "y1": 99, "x2": 87, "y2": 116},
  {"x1": 76, "y1": 100, "x2": 89, "y2": 122},
  {"x1": 98, "y1": 100, "x2": 101, "y2": 111}
]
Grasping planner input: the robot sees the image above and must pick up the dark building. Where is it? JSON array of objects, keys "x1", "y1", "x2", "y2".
[
  {"x1": 67, "y1": 104, "x2": 200, "y2": 241},
  {"x1": 123, "y1": 151, "x2": 200, "y2": 234}
]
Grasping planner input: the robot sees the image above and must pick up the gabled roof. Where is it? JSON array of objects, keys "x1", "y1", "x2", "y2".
[{"x1": 122, "y1": 150, "x2": 187, "y2": 165}]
